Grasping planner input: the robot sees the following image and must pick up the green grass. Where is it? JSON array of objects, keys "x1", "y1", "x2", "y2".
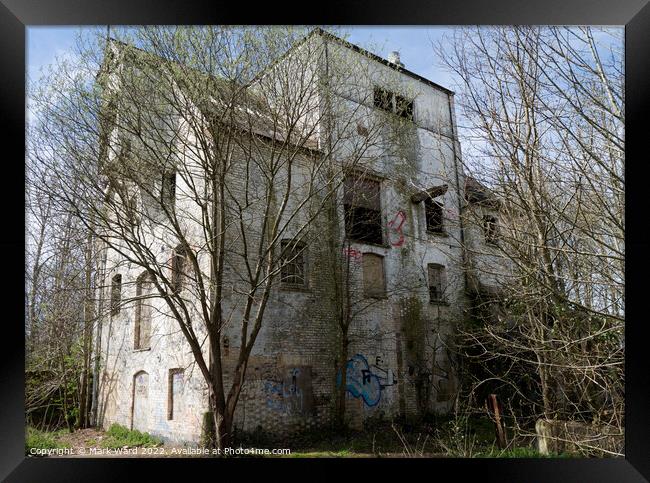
[
  {"x1": 477, "y1": 446, "x2": 573, "y2": 458},
  {"x1": 25, "y1": 427, "x2": 70, "y2": 453},
  {"x1": 100, "y1": 423, "x2": 162, "y2": 449}
]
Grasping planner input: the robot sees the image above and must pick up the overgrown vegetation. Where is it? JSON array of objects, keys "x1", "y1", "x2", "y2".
[
  {"x1": 100, "y1": 423, "x2": 162, "y2": 448},
  {"x1": 25, "y1": 427, "x2": 70, "y2": 453}
]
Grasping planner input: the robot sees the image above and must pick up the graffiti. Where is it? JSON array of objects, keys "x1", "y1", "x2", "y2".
[
  {"x1": 262, "y1": 367, "x2": 313, "y2": 416},
  {"x1": 342, "y1": 246, "x2": 363, "y2": 260},
  {"x1": 388, "y1": 210, "x2": 406, "y2": 247},
  {"x1": 337, "y1": 354, "x2": 397, "y2": 407}
]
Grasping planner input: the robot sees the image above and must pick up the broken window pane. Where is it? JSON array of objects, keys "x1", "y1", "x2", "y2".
[
  {"x1": 425, "y1": 198, "x2": 444, "y2": 233},
  {"x1": 395, "y1": 93, "x2": 414, "y2": 121},
  {"x1": 344, "y1": 175, "x2": 383, "y2": 245},
  {"x1": 483, "y1": 215, "x2": 499, "y2": 244},
  {"x1": 363, "y1": 253, "x2": 386, "y2": 298},
  {"x1": 373, "y1": 86, "x2": 393, "y2": 112}
]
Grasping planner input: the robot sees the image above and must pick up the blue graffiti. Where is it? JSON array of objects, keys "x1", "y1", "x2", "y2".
[
  {"x1": 337, "y1": 354, "x2": 382, "y2": 406},
  {"x1": 263, "y1": 368, "x2": 304, "y2": 414}
]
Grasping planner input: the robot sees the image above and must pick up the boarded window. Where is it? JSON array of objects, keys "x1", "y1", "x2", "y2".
[
  {"x1": 171, "y1": 245, "x2": 187, "y2": 294},
  {"x1": 110, "y1": 274, "x2": 122, "y2": 316},
  {"x1": 483, "y1": 215, "x2": 499, "y2": 244},
  {"x1": 280, "y1": 240, "x2": 307, "y2": 287},
  {"x1": 343, "y1": 174, "x2": 383, "y2": 245},
  {"x1": 425, "y1": 198, "x2": 444, "y2": 233},
  {"x1": 134, "y1": 271, "x2": 153, "y2": 350},
  {"x1": 428, "y1": 264, "x2": 446, "y2": 302},
  {"x1": 363, "y1": 253, "x2": 386, "y2": 298},
  {"x1": 167, "y1": 368, "x2": 184, "y2": 420}
]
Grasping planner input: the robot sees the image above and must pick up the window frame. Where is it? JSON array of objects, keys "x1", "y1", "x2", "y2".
[
  {"x1": 279, "y1": 239, "x2": 309, "y2": 289},
  {"x1": 167, "y1": 368, "x2": 184, "y2": 420},
  {"x1": 171, "y1": 245, "x2": 188, "y2": 294},
  {"x1": 134, "y1": 271, "x2": 153, "y2": 350},
  {"x1": 427, "y1": 263, "x2": 447, "y2": 304},
  {"x1": 424, "y1": 197, "x2": 445, "y2": 234},
  {"x1": 483, "y1": 214, "x2": 499, "y2": 245},
  {"x1": 343, "y1": 173, "x2": 384, "y2": 246},
  {"x1": 373, "y1": 86, "x2": 415, "y2": 122},
  {"x1": 362, "y1": 252, "x2": 387, "y2": 299},
  {"x1": 110, "y1": 273, "x2": 122, "y2": 316}
]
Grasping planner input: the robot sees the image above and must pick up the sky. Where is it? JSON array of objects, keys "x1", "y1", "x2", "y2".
[{"x1": 27, "y1": 26, "x2": 459, "y2": 91}]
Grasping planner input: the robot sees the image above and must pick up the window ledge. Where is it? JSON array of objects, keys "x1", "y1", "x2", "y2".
[
  {"x1": 133, "y1": 347, "x2": 151, "y2": 353},
  {"x1": 365, "y1": 293, "x2": 388, "y2": 300},
  {"x1": 347, "y1": 239, "x2": 390, "y2": 249},
  {"x1": 279, "y1": 284, "x2": 312, "y2": 293},
  {"x1": 429, "y1": 299, "x2": 449, "y2": 306}
]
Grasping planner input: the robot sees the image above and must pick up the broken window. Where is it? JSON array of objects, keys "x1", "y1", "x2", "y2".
[
  {"x1": 280, "y1": 240, "x2": 307, "y2": 287},
  {"x1": 161, "y1": 170, "x2": 176, "y2": 211},
  {"x1": 483, "y1": 215, "x2": 499, "y2": 244},
  {"x1": 373, "y1": 86, "x2": 393, "y2": 112},
  {"x1": 134, "y1": 271, "x2": 153, "y2": 350},
  {"x1": 171, "y1": 245, "x2": 188, "y2": 294},
  {"x1": 343, "y1": 174, "x2": 383, "y2": 245},
  {"x1": 428, "y1": 263, "x2": 446, "y2": 303},
  {"x1": 168, "y1": 368, "x2": 184, "y2": 420},
  {"x1": 373, "y1": 86, "x2": 414, "y2": 121},
  {"x1": 395, "y1": 93, "x2": 414, "y2": 121},
  {"x1": 110, "y1": 274, "x2": 122, "y2": 316},
  {"x1": 363, "y1": 253, "x2": 386, "y2": 298},
  {"x1": 425, "y1": 198, "x2": 444, "y2": 233}
]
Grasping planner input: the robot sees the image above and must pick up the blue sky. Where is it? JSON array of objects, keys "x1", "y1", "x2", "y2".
[{"x1": 27, "y1": 26, "x2": 457, "y2": 90}]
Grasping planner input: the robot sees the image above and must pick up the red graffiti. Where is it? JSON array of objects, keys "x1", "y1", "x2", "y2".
[
  {"x1": 342, "y1": 247, "x2": 362, "y2": 260},
  {"x1": 388, "y1": 210, "x2": 406, "y2": 247}
]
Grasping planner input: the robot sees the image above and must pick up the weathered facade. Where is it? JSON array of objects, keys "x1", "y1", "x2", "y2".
[{"x1": 93, "y1": 29, "x2": 501, "y2": 443}]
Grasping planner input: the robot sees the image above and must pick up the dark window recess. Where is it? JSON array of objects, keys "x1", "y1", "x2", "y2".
[
  {"x1": 428, "y1": 263, "x2": 446, "y2": 302},
  {"x1": 373, "y1": 86, "x2": 393, "y2": 112},
  {"x1": 171, "y1": 246, "x2": 187, "y2": 293},
  {"x1": 395, "y1": 93, "x2": 414, "y2": 121},
  {"x1": 425, "y1": 198, "x2": 444, "y2": 233},
  {"x1": 110, "y1": 274, "x2": 122, "y2": 316},
  {"x1": 483, "y1": 215, "x2": 499, "y2": 244},
  {"x1": 373, "y1": 86, "x2": 414, "y2": 121},
  {"x1": 280, "y1": 240, "x2": 307, "y2": 287},
  {"x1": 161, "y1": 171, "x2": 176, "y2": 210},
  {"x1": 343, "y1": 175, "x2": 383, "y2": 245}
]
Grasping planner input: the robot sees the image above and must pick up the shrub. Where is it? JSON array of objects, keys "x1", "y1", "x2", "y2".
[{"x1": 101, "y1": 423, "x2": 162, "y2": 448}]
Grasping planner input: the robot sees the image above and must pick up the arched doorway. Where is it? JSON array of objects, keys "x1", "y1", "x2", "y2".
[{"x1": 131, "y1": 371, "x2": 149, "y2": 432}]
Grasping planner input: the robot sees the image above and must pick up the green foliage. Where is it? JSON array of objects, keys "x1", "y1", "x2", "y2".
[
  {"x1": 100, "y1": 423, "x2": 162, "y2": 448},
  {"x1": 25, "y1": 427, "x2": 69, "y2": 453}
]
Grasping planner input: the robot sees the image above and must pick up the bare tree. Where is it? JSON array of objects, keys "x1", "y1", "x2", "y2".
[
  {"x1": 437, "y1": 26, "x2": 624, "y2": 455},
  {"x1": 28, "y1": 26, "x2": 418, "y2": 449}
]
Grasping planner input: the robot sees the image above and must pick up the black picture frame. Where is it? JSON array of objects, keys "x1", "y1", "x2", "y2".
[{"x1": 2, "y1": 0, "x2": 648, "y2": 480}]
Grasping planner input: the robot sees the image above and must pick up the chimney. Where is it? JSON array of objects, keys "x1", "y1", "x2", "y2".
[{"x1": 388, "y1": 51, "x2": 404, "y2": 69}]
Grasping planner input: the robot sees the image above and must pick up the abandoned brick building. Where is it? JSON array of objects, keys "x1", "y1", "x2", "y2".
[{"x1": 92, "y1": 29, "x2": 505, "y2": 443}]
